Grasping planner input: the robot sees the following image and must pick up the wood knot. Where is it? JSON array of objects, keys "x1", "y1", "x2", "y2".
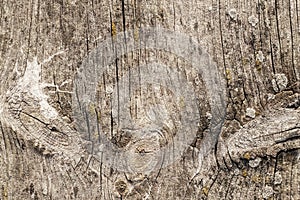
[{"x1": 115, "y1": 180, "x2": 127, "y2": 194}]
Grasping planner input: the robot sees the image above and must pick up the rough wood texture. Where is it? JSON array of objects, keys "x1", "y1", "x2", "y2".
[{"x1": 0, "y1": 0, "x2": 299, "y2": 199}]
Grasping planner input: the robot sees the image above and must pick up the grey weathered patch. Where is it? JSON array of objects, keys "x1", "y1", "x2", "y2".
[
  {"x1": 248, "y1": 15, "x2": 259, "y2": 27},
  {"x1": 248, "y1": 157, "x2": 261, "y2": 168},
  {"x1": 272, "y1": 73, "x2": 288, "y2": 93},
  {"x1": 228, "y1": 8, "x2": 238, "y2": 21},
  {"x1": 274, "y1": 172, "x2": 282, "y2": 185}
]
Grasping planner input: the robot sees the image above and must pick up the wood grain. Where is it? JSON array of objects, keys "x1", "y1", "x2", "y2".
[{"x1": 0, "y1": 0, "x2": 299, "y2": 199}]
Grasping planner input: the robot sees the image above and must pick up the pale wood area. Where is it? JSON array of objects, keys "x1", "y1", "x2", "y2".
[{"x1": 0, "y1": 0, "x2": 299, "y2": 199}]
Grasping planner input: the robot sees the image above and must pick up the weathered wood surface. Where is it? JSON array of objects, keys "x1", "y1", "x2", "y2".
[{"x1": 0, "y1": 0, "x2": 299, "y2": 199}]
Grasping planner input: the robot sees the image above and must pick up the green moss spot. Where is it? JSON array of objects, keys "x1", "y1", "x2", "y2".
[
  {"x1": 242, "y1": 169, "x2": 248, "y2": 177},
  {"x1": 111, "y1": 22, "x2": 117, "y2": 37},
  {"x1": 202, "y1": 186, "x2": 209, "y2": 196},
  {"x1": 226, "y1": 69, "x2": 232, "y2": 81},
  {"x1": 243, "y1": 152, "x2": 251, "y2": 160}
]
